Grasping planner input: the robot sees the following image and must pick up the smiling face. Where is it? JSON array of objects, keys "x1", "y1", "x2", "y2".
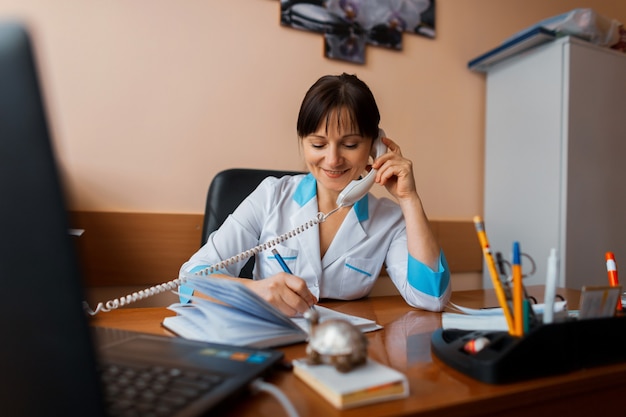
[
  {"x1": 296, "y1": 74, "x2": 381, "y2": 201},
  {"x1": 302, "y1": 107, "x2": 372, "y2": 199}
]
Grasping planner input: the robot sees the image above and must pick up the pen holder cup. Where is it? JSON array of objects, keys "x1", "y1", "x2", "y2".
[{"x1": 431, "y1": 315, "x2": 626, "y2": 384}]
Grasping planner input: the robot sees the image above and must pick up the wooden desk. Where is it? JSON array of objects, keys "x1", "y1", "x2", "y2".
[{"x1": 89, "y1": 287, "x2": 626, "y2": 417}]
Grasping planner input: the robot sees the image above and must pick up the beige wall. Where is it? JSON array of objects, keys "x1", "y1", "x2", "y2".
[{"x1": 1, "y1": 0, "x2": 625, "y2": 220}]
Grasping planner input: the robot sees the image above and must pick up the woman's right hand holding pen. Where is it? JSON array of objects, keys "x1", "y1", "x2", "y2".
[{"x1": 243, "y1": 273, "x2": 317, "y2": 317}]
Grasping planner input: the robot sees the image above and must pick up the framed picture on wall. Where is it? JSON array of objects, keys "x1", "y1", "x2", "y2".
[{"x1": 280, "y1": 0, "x2": 436, "y2": 64}]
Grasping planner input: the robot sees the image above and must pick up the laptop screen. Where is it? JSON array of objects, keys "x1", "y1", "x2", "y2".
[
  {"x1": 0, "y1": 21, "x2": 106, "y2": 416},
  {"x1": 0, "y1": 22, "x2": 286, "y2": 417}
]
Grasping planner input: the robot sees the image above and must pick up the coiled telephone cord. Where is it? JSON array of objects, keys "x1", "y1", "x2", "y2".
[{"x1": 83, "y1": 209, "x2": 339, "y2": 316}]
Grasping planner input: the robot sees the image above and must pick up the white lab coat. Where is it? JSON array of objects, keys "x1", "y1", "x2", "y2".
[{"x1": 180, "y1": 174, "x2": 451, "y2": 311}]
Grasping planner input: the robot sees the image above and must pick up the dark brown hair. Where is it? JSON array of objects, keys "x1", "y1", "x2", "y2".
[{"x1": 297, "y1": 73, "x2": 380, "y2": 140}]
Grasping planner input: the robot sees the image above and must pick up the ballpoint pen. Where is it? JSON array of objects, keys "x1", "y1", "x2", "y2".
[
  {"x1": 272, "y1": 248, "x2": 317, "y2": 311},
  {"x1": 495, "y1": 250, "x2": 518, "y2": 316},
  {"x1": 495, "y1": 252, "x2": 506, "y2": 276},
  {"x1": 473, "y1": 216, "x2": 515, "y2": 335},
  {"x1": 606, "y1": 251, "x2": 622, "y2": 311},
  {"x1": 512, "y1": 241, "x2": 523, "y2": 337},
  {"x1": 272, "y1": 248, "x2": 293, "y2": 274}
]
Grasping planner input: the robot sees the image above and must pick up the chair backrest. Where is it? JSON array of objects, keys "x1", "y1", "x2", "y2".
[{"x1": 201, "y1": 168, "x2": 304, "y2": 278}]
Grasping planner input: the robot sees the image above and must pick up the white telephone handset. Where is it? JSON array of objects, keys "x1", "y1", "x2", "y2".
[{"x1": 336, "y1": 128, "x2": 387, "y2": 208}]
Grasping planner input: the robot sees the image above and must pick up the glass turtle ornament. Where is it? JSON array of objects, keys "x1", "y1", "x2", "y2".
[{"x1": 303, "y1": 307, "x2": 368, "y2": 373}]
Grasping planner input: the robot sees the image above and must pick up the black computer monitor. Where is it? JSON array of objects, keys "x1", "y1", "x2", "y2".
[{"x1": 0, "y1": 21, "x2": 105, "y2": 416}]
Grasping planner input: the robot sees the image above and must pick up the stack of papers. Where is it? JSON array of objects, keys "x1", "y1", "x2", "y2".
[{"x1": 442, "y1": 301, "x2": 567, "y2": 331}]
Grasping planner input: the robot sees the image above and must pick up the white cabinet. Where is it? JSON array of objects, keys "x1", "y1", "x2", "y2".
[{"x1": 482, "y1": 36, "x2": 626, "y2": 290}]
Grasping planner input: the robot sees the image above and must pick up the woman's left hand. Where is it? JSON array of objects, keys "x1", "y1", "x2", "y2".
[
  {"x1": 372, "y1": 136, "x2": 418, "y2": 201},
  {"x1": 374, "y1": 135, "x2": 441, "y2": 272}
]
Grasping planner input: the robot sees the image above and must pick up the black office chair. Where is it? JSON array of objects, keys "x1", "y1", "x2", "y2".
[{"x1": 201, "y1": 168, "x2": 304, "y2": 278}]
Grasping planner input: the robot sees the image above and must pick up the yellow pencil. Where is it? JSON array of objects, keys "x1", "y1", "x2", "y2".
[{"x1": 473, "y1": 216, "x2": 515, "y2": 335}]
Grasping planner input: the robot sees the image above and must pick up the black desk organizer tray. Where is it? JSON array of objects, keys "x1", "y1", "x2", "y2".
[{"x1": 431, "y1": 315, "x2": 626, "y2": 384}]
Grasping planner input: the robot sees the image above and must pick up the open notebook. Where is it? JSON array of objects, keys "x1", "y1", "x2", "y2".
[{"x1": 0, "y1": 21, "x2": 283, "y2": 416}]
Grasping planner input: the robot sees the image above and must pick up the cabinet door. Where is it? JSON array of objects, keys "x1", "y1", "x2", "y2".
[
  {"x1": 483, "y1": 41, "x2": 564, "y2": 288},
  {"x1": 564, "y1": 41, "x2": 626, "y2": 290}
]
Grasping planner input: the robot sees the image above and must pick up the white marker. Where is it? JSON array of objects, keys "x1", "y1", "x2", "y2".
[{"x1": 543, "y1": 248, "x2": 558, "y2": 324}]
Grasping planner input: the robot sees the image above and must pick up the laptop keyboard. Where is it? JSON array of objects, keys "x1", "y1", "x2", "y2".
[{"x1": 100, "y1": 362, "x2": 225, "y2": 417}]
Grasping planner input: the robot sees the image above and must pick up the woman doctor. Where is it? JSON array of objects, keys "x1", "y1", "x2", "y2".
[{"x1": 180, "y1": 73, "x2": 451, "y2": 316}]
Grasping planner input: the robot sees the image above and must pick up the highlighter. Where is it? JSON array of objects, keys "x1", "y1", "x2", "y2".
[{"x1": 606, "y1": 252, "x2": 622, "y2": 311}]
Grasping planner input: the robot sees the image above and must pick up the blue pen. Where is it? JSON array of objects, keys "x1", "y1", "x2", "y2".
[
  {"x1": 272, "y1": 248, "x2": 316, "y2": 311},
  {"x1": 271, "y1": 248, "x2": 292, "y2": 274},
  {"x1": 512, "y1": 242, "x2": 523, "y2": 336}
]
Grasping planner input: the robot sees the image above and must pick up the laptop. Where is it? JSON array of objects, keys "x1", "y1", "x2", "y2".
[{"x1": 0, "y1": 21, "x2": 283, "y2": 417}]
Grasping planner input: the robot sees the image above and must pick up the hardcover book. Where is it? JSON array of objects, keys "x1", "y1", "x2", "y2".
[{"x1": 292, "y1": 358, "x2": 409, "y2": 409}]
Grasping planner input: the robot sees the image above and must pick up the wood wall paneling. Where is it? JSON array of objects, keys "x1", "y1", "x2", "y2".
[
  {"x1": 70, "y1": 211, "x2": 482, "y2": 288},
  {"x1": 70, "y1": 211, "x2": 203, "y2": 287}
]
